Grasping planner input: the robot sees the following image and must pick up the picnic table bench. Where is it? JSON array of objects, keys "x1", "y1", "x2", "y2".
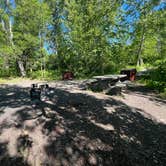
[
  {"x1": 93, "y1": 74, "x2": 127, "y2": 81},
  {"x1": 87, "y1": 74, "x2": 127, "y2": 92}
]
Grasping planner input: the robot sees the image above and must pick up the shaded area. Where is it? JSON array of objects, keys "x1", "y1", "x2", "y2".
[
  {"x1": 0, "y1": 142, "x2": 30, "y2": 166},
  {"x1": 0, "y1": 84, "x2": 166, "y2": 165},
  {"x1": 42, "y1": 89, "x2": 166, "y2": 166},
  {"x1": 0, "y1": 84, "x2": 31, "y2": 108}
]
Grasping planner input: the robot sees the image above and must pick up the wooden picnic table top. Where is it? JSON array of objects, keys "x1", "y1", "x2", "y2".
[{"x1": 93, "y1": 74, "x2": 127, "y2": 81}]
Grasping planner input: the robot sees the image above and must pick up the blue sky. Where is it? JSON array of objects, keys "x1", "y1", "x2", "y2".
[
  {"x1": 11, "y1": 0, "x2": 15, "y2": 8},
  {"x1": 154, "y1": 1, "x2": 166, "y2": 10},
  {"x1": 112, "y1": 0, "x2": 166, "y2": 45}
]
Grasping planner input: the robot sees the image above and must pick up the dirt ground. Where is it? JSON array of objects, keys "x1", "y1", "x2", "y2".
[{"x1": 0, "y1": 80, "x2": 166, "y2": 166}]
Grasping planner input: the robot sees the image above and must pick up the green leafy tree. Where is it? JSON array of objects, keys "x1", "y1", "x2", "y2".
[
  {"x1": 13, "y1": 0, "x2": 51, "y2": 76},
  {"x1": 57, "y1": 0, "x2": 121, "y2": 77},
  {"x1": 0, "y1": 0, "x2": 15, "y2": 76}
]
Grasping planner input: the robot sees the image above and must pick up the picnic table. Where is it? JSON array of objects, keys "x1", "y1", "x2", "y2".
[
  {"x1": 93, "y1": 74, "x2": 127, "y2": 81},
  {"x1": 87, "y1": 74, "x2": 127, "y2": 92}
]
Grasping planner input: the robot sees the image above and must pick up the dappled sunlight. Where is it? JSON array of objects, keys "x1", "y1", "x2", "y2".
[
  {"x1": 0, "y1": 128, "x2": 21, "y2": 156},
  {"x1": 6, "y1": 92, "x2": 15, "y2": 96},
  {"x1": 0, "y1": 0, "x2": 165, "y2": 165},
  {"x1": 105, "y1": 106, "x2": 116, "y2": 114},
  {"x1": 90, "y1": 119, "x2": 115, "y2": 131},
  {"x1": 0, "y1": 84, "x2": 166, "y2": 165},
  {"x1": 113, "y1": 91, "x2": 166, "y2": 124}
]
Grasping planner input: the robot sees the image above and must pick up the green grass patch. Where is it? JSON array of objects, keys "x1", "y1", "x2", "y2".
[
  {"x1": 28, "y1": 70, "x2": 61, "y2": 81},
  {"x1": 126, "y1": 64, "x2": 153, "y2": 72},
  {"x1": 0, "y1": 77, "x2": 34, "y2": 84},
  {"x1": 137, "y1": 61, "x2": 166, "y2": 99}
]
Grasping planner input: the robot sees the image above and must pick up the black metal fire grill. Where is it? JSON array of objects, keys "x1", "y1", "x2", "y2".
[{"x1": 30, "y1": 83, "x2": 49, "y2": 101}]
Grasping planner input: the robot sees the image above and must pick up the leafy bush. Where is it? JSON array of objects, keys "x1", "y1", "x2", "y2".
[
  {"x1": 146, "y1": 80, "x2": 165, "y2": 92},
  {"x1": 145, "y1": 60, "x2": 166, "y2": 92}
]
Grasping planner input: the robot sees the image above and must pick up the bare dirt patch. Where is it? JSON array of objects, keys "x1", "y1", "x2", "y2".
[{"x1": 0, "y1": 80, "x2": 166, "y2": 166}]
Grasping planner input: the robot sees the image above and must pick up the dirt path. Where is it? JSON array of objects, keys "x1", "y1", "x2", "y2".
[
  {"x1": 0, "y1": 80, "x2": 166, "y2": 166},
  {"x1": 113, "y1": 85, "x2": 166, "y2": 124}
]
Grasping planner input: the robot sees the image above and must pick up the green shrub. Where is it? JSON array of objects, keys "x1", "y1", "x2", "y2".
[
  {"x1": 146, "y1": 80, "x2": 165, "y2": 92},
  {"x1": 145, "y1": 60, "x2": 166, "y2": 92}
]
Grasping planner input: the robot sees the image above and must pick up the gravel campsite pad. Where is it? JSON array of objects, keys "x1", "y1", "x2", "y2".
[{"x1": 0, "y1": 80, "x2": 166, "y2": 166}]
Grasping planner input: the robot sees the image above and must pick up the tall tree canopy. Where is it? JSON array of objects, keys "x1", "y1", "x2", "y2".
[{"x1": 0, "y1": 0, "x2": 165, "y2": 78}]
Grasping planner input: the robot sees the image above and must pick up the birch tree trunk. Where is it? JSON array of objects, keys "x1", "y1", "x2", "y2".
[
  {"x1": 136, "y1": 25, "x2": 145, "y2": 66},
  {"x1": 1, "y1": 19, "x2": 5, "y2": 31},
  {"x1": 18, "y1": 60, "x2": 26, "y2": 77},
  {"x1": 8, "y1": 19, "x2": 14, "y2": 46}
]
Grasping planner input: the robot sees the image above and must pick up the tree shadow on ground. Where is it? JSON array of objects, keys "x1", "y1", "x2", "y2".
[
  {"x1": 0, "y1": 84, "x2": 30, "y2": 108},
  {"x1": 0, "y1": 84, "x2": 166, "y2": 166},
  {"x1": 0, "y1": 141, "x2": 30, "y2": 166},
  {"x1": 0, "y1": 85, "x2": 32, "y2": 133},
  {"x1": 42, "y1": 88, "x2": 166, "y2": 166}
]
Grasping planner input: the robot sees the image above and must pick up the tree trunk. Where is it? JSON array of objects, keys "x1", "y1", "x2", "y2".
[
  {"x1": 8, "y1": 19, "x2": 14, "y2": 46},
  {"x1": 136, "y1": 26, "x2": 145, "y2": 66},
  {"x1": 5, "y1": 0, "x2": 14, "y2": 46},
  {"x1": 1, "y1": 0, "x2": 14, "y2": 46},
  {"x1": 18, "y1": 60, "x2": 26, "y2": 77},
  {"x1": 1, "y1": 20, "x2": 5, "y2": 31}
]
